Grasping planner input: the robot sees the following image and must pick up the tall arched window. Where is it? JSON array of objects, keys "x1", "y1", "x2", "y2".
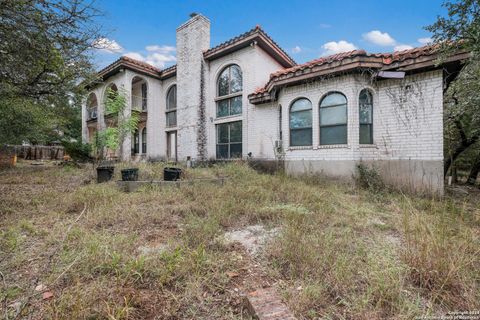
[
  {"x1": 141, "y1": 127, "x2": 147, "y2": 154},
  {"x1": 289, "y1": 98, "x2": 312, "y2": 146},
  {"x1": 217, "y1": 64, "x2": 242, "y2": 117},
  {"x1": 319, "y1": 92, "x2": 348, "y2": 145},
  {"x1": 359, "y1": 89, "x2": 373, "y2": 144},
  {"x1": 166, "y1": 85, "x2": 177, "y2": 127},
  {"x1": 133, "y1": 129, "x2": 139, "y2": 154}
]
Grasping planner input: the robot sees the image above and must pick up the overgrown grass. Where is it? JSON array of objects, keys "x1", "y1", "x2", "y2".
[{"x1": 0, "y1": 161, "x2": 478, "y2": 319}]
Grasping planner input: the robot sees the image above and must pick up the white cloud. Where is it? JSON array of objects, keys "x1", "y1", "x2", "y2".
[
  {"x1": 291, "y1": 46, "x2": 302, "y2": 54},
  {"x1": 363, "y1": 30, "x2": 396, "y2": 46},
  {"x1": 93, "y1": 38, "x2": 123, "y2": 53},
  {"x1": 394, "y1": 44, "x2": 414, "y2": 51},
  {"x1": 319, "y1": 23, "x2": 331, "y2": 29},
  {"x1": 321, "y1": 40, "x2": 357, "y2": 56},
  {"x1": 145, "y1": 45, "x2": 176, "y2": 53},
  {"x1": 123, "y1": 44, "x2": 176, "y2": 68},
  {"x1": 418, "y1": 37, "x2": 433, "y2": 45}
]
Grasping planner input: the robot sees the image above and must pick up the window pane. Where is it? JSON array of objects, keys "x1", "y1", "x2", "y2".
[
  {"x1": 216, "y1": 144, "x2": 228, "y2": 159},
  {"x1": 167, "y1": 86, "x2": 176, "y2": 110},
  {"x1": 320, "y1": 105, "x2": 347, "y2": 126},
  {"x1": 230, "y1": 65, "x2": 242, "y2": 93},
  {"x1": 290, "y1": 110, "x2": 312, "y2": 129},
  {"x1": 320, "y1": 125, "x2": 347, "y2": 145},
  {"x1": 217, "y1": 100, "x2": 229, "y2": 117},
  {"x1": 166, "y1": 111, "x2": 176, "y2": 127},
  {"x1": 359, "y1": 89, "x2": 372, "y2": 105},
  {"x1": 290, "y1": 128, "x2": 312, "y2": 146},
  {"x1": 359, "y1": 104, "x2": 372, "y2": 124},
  {"x1": 320, "y1": 93, "x2": 347, "y2": 107},
  {"x1": 218, "y1": 70, "x2": 229, "y2": 96},
  {"x1": 230, "y1": 143, "x2": 242, "y2": 158},
  {"x1": 217, "y1": 123, "x2": 229, "y2": 143},
  {"x1": 360, "y1": 124, "x2": 373, "y2": 144},
  {"x1": 230, "y1": 96, "x2": 242, "y2": 115},
  {"x1": 290, "y1": 98, "x2": 312, "y2": 112},
  {"x1": 229, "y1": 121, "x2": 242, "y2": 142}
]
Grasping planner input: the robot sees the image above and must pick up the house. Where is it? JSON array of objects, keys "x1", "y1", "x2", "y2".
[{"x1": 82, "y1": 14, "x2": 467, "y2": 194}]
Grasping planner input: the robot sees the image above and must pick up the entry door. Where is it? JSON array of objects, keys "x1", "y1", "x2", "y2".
[{"x1": 167, "y1": 131, "x2": 177, "y2": 162}]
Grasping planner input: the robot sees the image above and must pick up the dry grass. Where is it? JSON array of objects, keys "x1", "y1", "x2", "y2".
[{"x1": 0, "y1": 161, "x2": 479, "y2": 319}]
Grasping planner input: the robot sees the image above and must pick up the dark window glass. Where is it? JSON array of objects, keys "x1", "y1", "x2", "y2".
[
  {"x1": 289, "y1": 98, "x2": 312, "y2": 146},
  {"x1": 216, "y1": 121, "x2": 242, "y2": 159},
  {"x1": 141, "y1": 83, "x2": 147, "y2": 110},
  {"x1": 217, "y1": 65, "x2": 242, "y2": 117},
  {"x1": 359, "y1": 89, "x2": 373, "y2": 144},
  {"x1": 320, "y1": 92, "x2": 348, "y2": 145},
  {"x1": 141, "y1": 128, "x2": 147, "y2": 153},
  {"x1": 133, "y1": 129, "x2": 139, "y2": 154},
  {"x1": 166, "y1": 85, "x2": 177, "y2": 127}
]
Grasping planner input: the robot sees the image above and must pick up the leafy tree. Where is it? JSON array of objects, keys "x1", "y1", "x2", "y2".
[
  {"x1": 0, "y1": 0, "x2": 102, "y2": 144},
  {"x1": 428, "y1": 0, "x2": 480, "y2": 183}
]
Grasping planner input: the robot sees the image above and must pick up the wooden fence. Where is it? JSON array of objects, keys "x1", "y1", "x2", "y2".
[{"x1": 1, "y1": 145, "x2": 65, "y2": 164}]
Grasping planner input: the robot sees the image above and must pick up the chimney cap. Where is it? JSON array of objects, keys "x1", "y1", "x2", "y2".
[{"x1": 190, "y1": 12, "x2": 198, "y2": 18}]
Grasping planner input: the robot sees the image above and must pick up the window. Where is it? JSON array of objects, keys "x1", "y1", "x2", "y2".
[
  {"x1": 289, "y1": 98, "x2": 312, "y2": 146},
  {"x1": 133, "y1": 129, "x2": 139, "y2": 154},
  {"x1": 141, "y1": 127, "x2": 147, "y2": 153},
  {"x1": 216, "y1": 65, "x2": 242, "y2": 117},
  {"x1": 359, "y1": 89, "x2": 373, "y2": 144},
  {"x1": 216, "y1": 121, "x2": 242, "y2": 159},
  {"x1": 141, "y1": 83, "x2": 147, "y2": 111},
  {"x1": 166, "y1": 85, "x2": 177, "y2": 127},
  {"x1": 319, "y1": 92, "x2": 348, "y2": 145}
]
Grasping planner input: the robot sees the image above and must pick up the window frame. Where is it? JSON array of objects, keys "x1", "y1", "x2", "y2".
[
  {"x1": 216, "y1": 121, "x2": 242, "y2": 159},
  {"x1": 166, "y1": 85, "x2": 177, "y2": 127},
  {"x1": 289, "y1": 98, "x2": 313, "y2": 147},
  {"x1": 141, "y1": 127, "x2": 147, "y2": 154},
  {"x1": 216, "y1": 64, "x2": 243, "y2": 118},
  {"x1": 319, "y1": 92, "x2": 348, "y2": 145},
  {"x1": 359, "y1": 89, "x2": 374, "y2": 145}
]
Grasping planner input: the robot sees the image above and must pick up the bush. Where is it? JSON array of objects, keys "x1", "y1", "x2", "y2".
[
  {"x1": 62, "y1": 140, "x2": 92, "y2": 162},
  {"x1": 356, "y1": 163, "x2": 385, "y2": 192}
]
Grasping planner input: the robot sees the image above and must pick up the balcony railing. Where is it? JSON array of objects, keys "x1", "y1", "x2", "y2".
[
  {"x1": 132, "y1": 95, "x2": 147, "y2": 112},
  {"x1": 87, "y1": 107, "x2": 97, "y2": 120}
]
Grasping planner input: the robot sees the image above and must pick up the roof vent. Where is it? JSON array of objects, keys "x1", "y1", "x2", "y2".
[{"x1": 190, "y1": 12, "x2": 198, "y2": 18}]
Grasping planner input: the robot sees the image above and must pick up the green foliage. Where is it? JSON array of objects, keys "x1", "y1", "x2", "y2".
[
  {"x1": 61, "y1": 140, "x2": 92, "y2": 162},
  {"x1": 93, "y1": 88, "x2": 139, "y2": 158},
  {"x1": 356, "y1": 163, "x2": 386, "y2": 193}
]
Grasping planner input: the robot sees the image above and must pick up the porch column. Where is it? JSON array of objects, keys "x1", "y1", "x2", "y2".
[{"x1": 121, "y1": 71, "x2": 132, "y2": 161}]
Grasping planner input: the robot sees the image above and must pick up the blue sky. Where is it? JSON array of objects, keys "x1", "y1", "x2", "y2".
[{"x1": 93, "y1": 0, "x2": 446, "y2": 70}]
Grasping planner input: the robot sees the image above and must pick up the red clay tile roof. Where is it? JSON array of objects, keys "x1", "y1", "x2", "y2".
[
  {"x1": 249, "y1": 44, "x2": 469, "y2": 104},
  {"x1": 203, "y1": 26, "x2": 296, "y2": 68}
]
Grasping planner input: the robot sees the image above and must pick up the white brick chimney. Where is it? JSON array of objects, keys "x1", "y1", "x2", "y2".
[{"x1": 176, "y1": 13, "x2": 210, "y2": 161}]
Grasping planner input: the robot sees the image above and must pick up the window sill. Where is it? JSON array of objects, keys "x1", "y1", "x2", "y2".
[
  {"x1": 287, "y1": 146, "x2": 313, "y2": 151},
  {"x1": 165, "y1": 126, "x2": 177, "y2": 131},
  {"x1": 359, "y1": 144, "x2": 378, "y2": 149},
  {"x1": 316, "y1": 144, "x2": 350, "y2": 149}
]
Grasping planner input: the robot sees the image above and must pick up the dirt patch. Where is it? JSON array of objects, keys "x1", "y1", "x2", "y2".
[{"x1": 224, "y1": 225, "x2": 280, "y2": 255}]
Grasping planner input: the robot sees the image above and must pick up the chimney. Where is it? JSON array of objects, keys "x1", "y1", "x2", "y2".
[{"x1": 175, "y1": 14, "x2": 210, "y2": 161}]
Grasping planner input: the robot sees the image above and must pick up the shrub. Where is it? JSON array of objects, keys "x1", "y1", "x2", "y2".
[
  {"x1": 61, "y1": 140, "x2": 92, "y2": 162},
  {"x1": 356, "y1": 163, "x2": 385, "y2": 192}
]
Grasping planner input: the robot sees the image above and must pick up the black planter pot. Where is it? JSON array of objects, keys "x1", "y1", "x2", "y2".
[
  {"x1": 97, "y1": 166, "x2": 114, "y2": 183},
  {"x1": 121, "y1": 168, "x2": 139, "y2": 181},
  {"x1": 164, "y1": 167, "x2": 182, "y2": 181}
]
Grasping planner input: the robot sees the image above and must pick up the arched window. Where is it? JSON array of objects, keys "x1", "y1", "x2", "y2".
[
  {"x1": 319, "y1": 92, "x2": 348, "y2": 145},
  {"x1": 289, "y1": 98, "x2": 312, "y2": 146},
  {"x1": 166, "y1": 85, "x2": 177, "y2": 127},
  {"x1": 133, "y1": 129, "x2": 139, "y2": 154},
  {"x1": 359, "y1": 89, "x2": 373, "y2": 144},
  {"x1": 141, "y1": 127, "x2": 147, "y2": 154},
  {"x1": 216, "y1": 64, "x2": 242, "y2": 117}
]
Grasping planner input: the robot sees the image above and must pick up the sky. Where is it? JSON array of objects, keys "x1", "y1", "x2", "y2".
[{"x1": 92, "y1": 0, "x2": 447, "y2": 70}]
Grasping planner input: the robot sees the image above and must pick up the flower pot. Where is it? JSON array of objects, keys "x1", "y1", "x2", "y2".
[
  {"x1": 164, "y1": 167, "x2": 182, "y2": 181},
  {"x1": 96, "y1": 166, "x2": 114, "y2": 183},
  {"x1": 121, "y1": 168, "x2": 139, "y2": 181}
]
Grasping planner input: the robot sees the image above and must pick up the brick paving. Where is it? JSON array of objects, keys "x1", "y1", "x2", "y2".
[{"x1": 244, "y1": 287, "x2": 296, "y2": 320}]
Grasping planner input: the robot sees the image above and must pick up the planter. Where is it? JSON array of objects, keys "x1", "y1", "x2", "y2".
[
  {"x1": 121, "y1": 168, "x2": 139, "y2": 181},
  {"x1": 164, "y1": 167, "x2": 182, "y2": 181},
  {"x1": 96, "y1": 166, "x2": 114, "y2": 183}
]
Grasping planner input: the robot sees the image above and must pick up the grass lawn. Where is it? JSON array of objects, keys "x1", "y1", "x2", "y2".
[{"x1": 1, "y1": 161, "x2": 479, "y2": 319}]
